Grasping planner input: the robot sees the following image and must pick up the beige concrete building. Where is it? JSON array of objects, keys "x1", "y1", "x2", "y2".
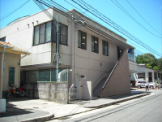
[{"x1": 0, "y1": 7, "x2": 135, "y2": 102}]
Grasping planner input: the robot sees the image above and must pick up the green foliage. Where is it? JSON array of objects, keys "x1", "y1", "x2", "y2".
[
  {"x1": 146, "y1": 64, "x2": 152, "y2": 68},
  {"x1": 136, "y1": 53, "x2": 162, "y2": 71},
  {"x1": 136, "y1": 53, "x2": 157, "y2": 68},
  {"x1": 157, "y1": 58, "x2": 162, "y2": 71},
  {"x1": 153, "y1": 66, "x2": 158, "y2": 70}
]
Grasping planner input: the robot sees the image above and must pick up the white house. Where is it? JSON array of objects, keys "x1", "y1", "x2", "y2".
[{"x1": 0, "y1": 7, "x2": 135, "y2": 103}]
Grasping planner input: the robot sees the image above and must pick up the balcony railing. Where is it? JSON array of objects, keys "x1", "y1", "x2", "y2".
[{"x1": 128, "y1": 53, "x2": 136, "y2": 62}]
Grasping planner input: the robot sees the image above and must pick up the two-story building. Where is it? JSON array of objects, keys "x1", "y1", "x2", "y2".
[{"x1": 0, "y1": 7, "x2": 135, "y2": 103}]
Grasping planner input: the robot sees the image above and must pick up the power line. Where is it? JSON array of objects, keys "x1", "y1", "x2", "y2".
[
  {"x1": 0, "y1": 0, "x2": 30, "y2": 21},
  {"x1": 111, "y1": 0, "x2": 161, "y2": 38},
  {"x1": 126, "y1": 0, "x2": 162, "y2": 35},
  {"x1": 35, "y1": 0, "x2": 161, "y2": 58},
  {"x1": 70, "y1": 0, "x2": 162, "y2": 57}
]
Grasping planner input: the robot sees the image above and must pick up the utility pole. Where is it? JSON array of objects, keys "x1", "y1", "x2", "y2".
[{"x1": 56, "y1": 16, "x2": 59, "y2": 81}]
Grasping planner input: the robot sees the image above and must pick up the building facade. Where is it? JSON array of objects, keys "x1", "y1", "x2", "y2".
[{"x1": 0, "y1": 7, "x2": 135, "y2": 102}]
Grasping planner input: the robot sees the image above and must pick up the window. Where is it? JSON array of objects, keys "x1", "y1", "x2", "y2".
[
  {"x1": 78, "y1": 30, "x2": 86, "y2": 49},
  {"x1": 53, "y1": 23, "x2": 68, "y2": 45},
  {"x1": 91, "y1": 36, "x2": 99, "y2": 53},
  {"x1": 0, "y1": 37, "x2": 6, "y2": 42},
  {"x1": 33, "y1": 21, "x2": 52, "y2": 45},
  {"x1": 102, "y1": 40, "x2": 108, "y2": 56},
  {"x1": 8, "y1": 67, "x2": 15, "y2": 85}
]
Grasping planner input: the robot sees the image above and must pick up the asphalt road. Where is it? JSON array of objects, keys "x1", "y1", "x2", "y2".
[{"x1": 50, "y1": 90, "x2": 162, "y2": 122}]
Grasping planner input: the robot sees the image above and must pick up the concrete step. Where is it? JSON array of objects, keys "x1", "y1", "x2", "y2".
[{"x1": 93, "y1": 77, "x2": 107, "y2": 97}]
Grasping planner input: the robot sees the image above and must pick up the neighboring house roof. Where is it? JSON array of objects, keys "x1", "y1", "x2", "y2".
[
  {"x1": 138, "y1": 64, "x2": 160, "y2": 72},
  {"x1": 0, "y1": 41, "x2": 30, "y2": 55}
]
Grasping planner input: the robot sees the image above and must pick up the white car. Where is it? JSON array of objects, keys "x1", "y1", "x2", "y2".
[{"x1": 135, "y1": 79, "x2": 146, "y2": 89}]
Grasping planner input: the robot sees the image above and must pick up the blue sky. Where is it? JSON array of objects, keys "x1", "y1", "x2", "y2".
[{"x1": 0, "y1": 0, "x2": 162, "y2": 58}]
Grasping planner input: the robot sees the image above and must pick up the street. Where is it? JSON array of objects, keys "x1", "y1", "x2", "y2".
[{"x1": 49, "y1": 89, "x2": 162, "y2": 122}]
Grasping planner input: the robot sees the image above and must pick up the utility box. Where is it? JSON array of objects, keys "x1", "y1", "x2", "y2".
[{"x1": 0, "y1": 99, "x2": 6, "y2": 113}]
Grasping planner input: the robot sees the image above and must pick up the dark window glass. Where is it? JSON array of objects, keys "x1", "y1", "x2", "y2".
[
  {"x1": 78, "y1": 30, "x2": 86, "y2": 49},
  {"x1": 102, "y1": 40, "x2": 108, "y2": 56},
  {"x1": 45, "y1": 22, "x2": 52, "y2": 42},
  {"x1": 53, "y1": 23, "x2": 68, "y2": 45},
  {"x1": 0, "y1": 37, "x2": 6, "y2": 42},
  {"x1": 40, "y1": 24, "x2": 45, "y2": 43},
  {"x1": 8, "y1": 67, "x2": 15, "y2": 85},
  {"x1": 91, "y1": 36, "x2": 98, "y2": 53},
  {"x1": 60, "y1": 24, "x2": 68, "y2": 45},
  {"x1": 34, "y1": 26, "x2": 39, "y2": 45}
]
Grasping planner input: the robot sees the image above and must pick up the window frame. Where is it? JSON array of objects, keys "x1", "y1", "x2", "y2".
[
  {"x1": 8, "y1": 67, "x2": 15, "y2": 85},
  {"x1": 78, "y1": 30, "x2": 87, "y2": 50},
  {"x1": 33, "y1": 21, "x2": 52, "y2": 46},
  {"x1": 102, "y1": 40, "x2": 109, "y2": 56},
  {"x1": 91, "y1": 36, "x2": 99, "y2": 53},
  {"x1": 53, "y1": 23, "x2": 68, "y2": 46}
]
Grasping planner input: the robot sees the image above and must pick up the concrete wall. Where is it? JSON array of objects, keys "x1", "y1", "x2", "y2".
[
  {"x1": 24, "y1": 82, "x2": 68, "y2": 104},
  {"x1": 99, "y1": 50, "x2": 130, "y2": 97},
  {"x1": 79, "y1": 81, "x2": 92, "y2": 100}
]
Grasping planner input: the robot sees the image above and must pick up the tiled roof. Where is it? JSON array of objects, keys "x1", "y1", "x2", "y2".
[{"x1": 0, "y1": 41, "x2": 30, "y2": 55}]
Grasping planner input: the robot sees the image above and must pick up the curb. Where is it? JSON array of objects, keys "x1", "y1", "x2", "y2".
[
  {"x1": 85, "y1": 93, "x2": 150, "y2": 108},
  {"x1": 22, "y1": 113, "x2": 54, "y2": 122},
  {"x1": 50, "y1": 93, "x2": 150, "y2": 120}
]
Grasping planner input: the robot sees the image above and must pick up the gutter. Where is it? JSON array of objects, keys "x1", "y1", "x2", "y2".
[{"x1": 1, "y1": 45, "x2": 6, "y2": 98}]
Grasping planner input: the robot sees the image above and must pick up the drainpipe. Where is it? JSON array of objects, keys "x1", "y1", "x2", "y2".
[{"x1": 1, "y1": 46, "x2": 6, "y2": 98}]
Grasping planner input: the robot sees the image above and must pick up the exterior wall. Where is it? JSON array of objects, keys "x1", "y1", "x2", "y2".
[
  {"x1": 2, "y1": 53, "x2": 20, "y2": 96},
  {"x1": 24, "y1": 82, "x2": 68, "y2": 104},
  {"x1": 129, "y1": 61, "x2": 137, "y2": 73},
  {"x1": 137, "y1": 66, "x2": 154, "y2": 82},
  {"x1": 0, "y1": 9, "x2": 54, "y2": 66},
  {"x1": 0, "y1": 7, "x2": 130, "y2": 99},
  {"x1": 79, "y1": 81, "x2": 92, "y2": 100},
  {"x1": 99, "y1": 50, "x2": 130, "y2": 97},
  {"x1": 75, "y1": 27, "x2": 118, "y2": 88}
]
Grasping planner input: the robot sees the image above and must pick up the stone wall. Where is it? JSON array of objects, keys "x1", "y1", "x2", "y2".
[{"x1": 23, "y1": 82, "x2": 68, "y2": 104}]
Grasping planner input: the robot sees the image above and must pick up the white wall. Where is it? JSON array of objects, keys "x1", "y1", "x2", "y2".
[
  {"x1": 0, "y1": 8, "x2": 128, "y2": 89},
  {"x1": 129, "y1": 61, "x2": 137, "y2": 73}
]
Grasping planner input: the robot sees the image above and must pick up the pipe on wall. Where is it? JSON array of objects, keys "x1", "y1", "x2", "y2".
[{"x1": 1, "y1": 46, "x2": 6, "y2": 98}]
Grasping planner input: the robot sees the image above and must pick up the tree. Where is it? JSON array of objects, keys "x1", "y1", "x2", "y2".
[
  {"x1": 136, "y1": 53, "x2": 157, "y2": 68},
  {"x1": 157, "y1": 58, "x2": 162, "y2": 71}
]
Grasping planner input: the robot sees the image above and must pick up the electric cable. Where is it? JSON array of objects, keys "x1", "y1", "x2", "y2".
[
  {"x1": 70, "y1": 0, "x2": 162, "y2": 57},
  {"x1": 126, "y1": 0, "x2": 162, "y2": 35},
  {"x1": 0, "y1": 0, "x2": 30, "y2": 21},
  {"x1": 111, "y1": 0, "x2": 161, "y2": 38}
]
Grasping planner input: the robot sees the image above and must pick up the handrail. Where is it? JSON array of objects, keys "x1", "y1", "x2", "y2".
[{"x1": 102, "y1": 61, "x2": 118, "y2": 89}]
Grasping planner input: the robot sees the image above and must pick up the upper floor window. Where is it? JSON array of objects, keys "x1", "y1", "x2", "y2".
[
  {"x1": 78, "y1": 30, "x2": 86, "y2": 50},
  {"x1": 102, "y1": 40, "x2": 108, "y2": 56},
  {"x1": 91, "y1": 36, "x2": 99, "y2": 53},
  {"x1": 0, "y1": 37, "x2": 6, "y2": 42},
  {"x1": 33, "y1": 21, "x2": 52, "y2": 45},
  {"x1": 53, "y1": 23, "x2": 68, "y2": 45}
]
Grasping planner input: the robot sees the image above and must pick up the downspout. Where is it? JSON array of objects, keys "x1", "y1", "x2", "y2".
[{"x1": 1, "y1": 46, "x2": 6, "y2": 98}]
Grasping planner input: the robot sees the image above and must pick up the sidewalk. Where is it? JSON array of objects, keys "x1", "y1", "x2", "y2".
[{"x1": 0, "y1": 90, "x2": 151, "y2": 122}]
